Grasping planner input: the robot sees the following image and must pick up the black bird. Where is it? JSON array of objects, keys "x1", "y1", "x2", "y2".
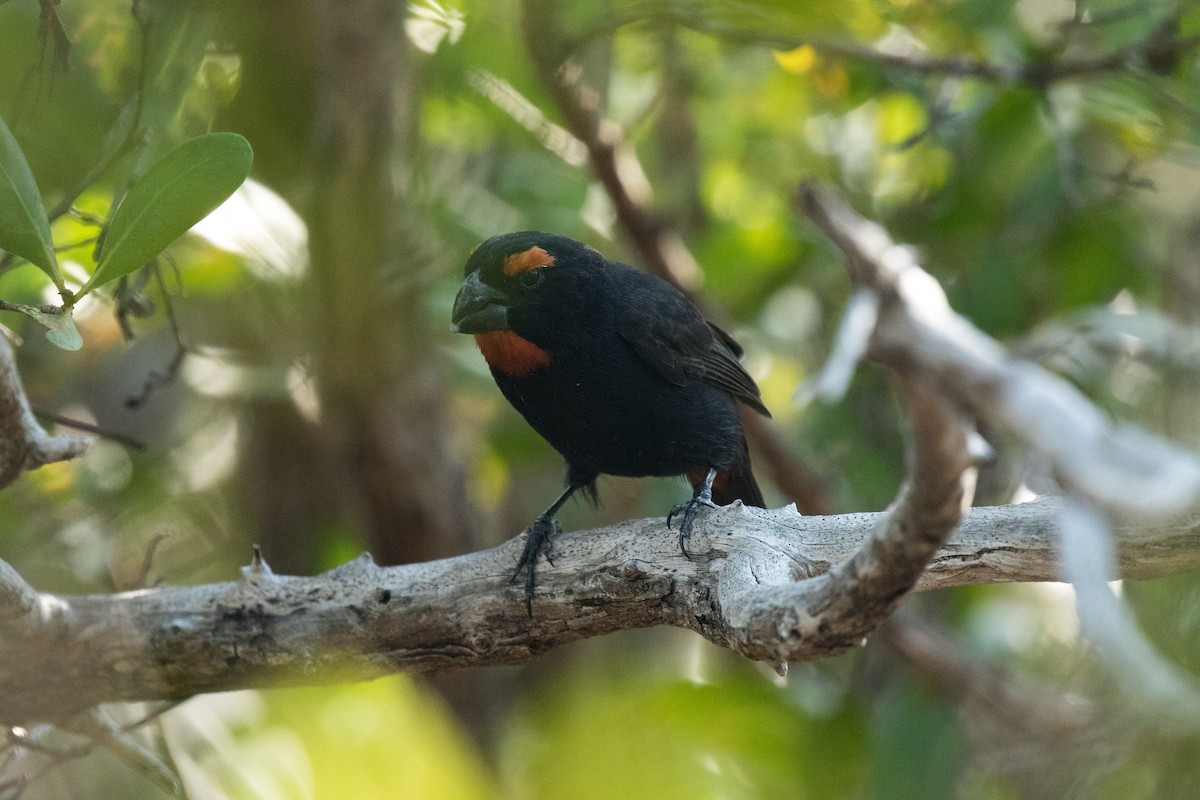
[{"x1": 451, "y1": 232, "x2": 769, "y2": 611}]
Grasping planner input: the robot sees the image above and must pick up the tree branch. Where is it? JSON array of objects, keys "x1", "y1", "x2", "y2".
[
  {"x1": 0, "y1": 335, "x2": 89, "y2": 489},
  {"x1": 1, "y1": 496, "x2": 1197, "y2": 723},
  {"x1": 797, "y1": 182, "x2": 1200, "y2": 721},
  {"x1": 573, "y1": 11, "x2": 1200, "y2": 87},
  {"x1": 797, "y1": 183, "x2": 1200, "y2": 519},
  {"x1": 4, "y1": 185, "x2": 1200, "y2": 726}
]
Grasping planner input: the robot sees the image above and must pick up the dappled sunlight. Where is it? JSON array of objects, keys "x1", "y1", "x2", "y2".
[
  {"x1": 190, "y1": 179, "x2": 308, "y2": 282},
  {"x1": 169, "y1": 412, "x2": 239, "y2": 494},
  {"x1": 166, "y1": 679, "x2": 491, "y2": 800},
  {"x1": 969, "y1": 583, "x2": 1082, "y2": 654}
]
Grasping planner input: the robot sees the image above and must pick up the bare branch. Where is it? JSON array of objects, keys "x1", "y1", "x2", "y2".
[
  {"x1": 795, "y1": 286, "x2": 879, "y2": 405},
  {"x1": 1059, "y1": 499, "x2": 1200, "y2": 725},
  {"x1": 797, "y1": 183, "x2": 1200, "y2": 519},
  {"x1": 0, "y1": 335, "x2": 89, "y2": 489},
  {"x1": 573, "y1": 11, "x2": 1200, "y2": 87},
  {"x1": 797, "y1": 181, "x2": 1200, "y2": 723},
  {"x1": 0, "y1": 497, "x2": 1196, "y2": 723},
  {"x1": 719, "y1": 375, "x2": 976, "y2": 667},
  {"x1": 0, "y1": 561, "x2": 39, "y2": 627}
]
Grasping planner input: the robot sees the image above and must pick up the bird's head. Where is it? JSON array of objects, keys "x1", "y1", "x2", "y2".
[{"x1": 451, "y1": 231, "x2": 606, "y2": 375}]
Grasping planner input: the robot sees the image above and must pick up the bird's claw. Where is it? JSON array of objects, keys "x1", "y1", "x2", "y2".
[
  {"x1": 667, "y1": 496, "x2": 718, "y2": 559},
  {"x1": 512, "y1": 514, "x2": 561, "y2": 615}
]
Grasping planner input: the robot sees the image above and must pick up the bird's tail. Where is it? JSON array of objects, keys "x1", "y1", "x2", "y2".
[{"x1": 711, "y1": 437, "x2": 764, "y2": 508}]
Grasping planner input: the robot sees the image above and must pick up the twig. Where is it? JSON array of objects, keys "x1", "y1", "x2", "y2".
[
  {"x1": 1, "y1": 706, "x2": 185, "y2": 800},
  {"x1": 1059, "y1": 500, "x2": 1200, "y2": 727},
  {"x1": 0, "y1": 335, "x2": 89, "y2": 489},
  {"x1": 880, "y1": 616, "x2": 1112, "y2": 789},
  {"x1": 794, "y1": 286, "x2": 878, "y2": 405},
  {"x1": 570, "y1": 10, "x2": 1200, "y2": 88},
  {"x1": 1020, "y1": 305, "x2": 1200, "y2": 375},
  {"x1": 68, "y1": 709, "x2": 181, "y2": 796},
  {"x1": 132, "y1": 533, "x2": 171, "y2": 590},
  {"x1": 126, "y1": 260, "x2": 188, "y2": 409},
  {"x1": 31, "y1": 411, "x2": 145, "y2": 451}
]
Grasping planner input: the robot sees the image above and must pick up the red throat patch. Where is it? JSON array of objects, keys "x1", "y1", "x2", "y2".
[
  {"x1": 503, "y1": 246, "x2": 556, "y2": 277},
  {"x1": 474, "y1": 330, "x2": 551, "y2": 376}
]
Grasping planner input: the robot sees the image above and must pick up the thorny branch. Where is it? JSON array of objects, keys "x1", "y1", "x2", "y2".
[
  {"x1": 1, "y1": 496, "x2": 1199, "y2": 723},
  {"x1": 3, "y1": 179, "x2": 1200, "y2": 723}
]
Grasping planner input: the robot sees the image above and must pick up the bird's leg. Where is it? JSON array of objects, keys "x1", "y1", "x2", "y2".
[
  {"x1": 513, "y1": 483, "x2": 578, "y2": 615},
  {"x1": 667, "y1": 467, "x2": 719, "y2": 558}
]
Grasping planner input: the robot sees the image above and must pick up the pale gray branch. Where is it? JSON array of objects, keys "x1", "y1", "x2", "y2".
[
  {"x1": 718, "y1": 376, "x2": 976, "y2": 667},
  {"x1": 795, "y1": 286, "x2": 878, "y2": 405},
  {"x1": 0, "y1": 559, "x2": 38, "y2": 625},
  {"x1": 798, "y1": 182, "x2": 1200, "y2": 723},
  {"x1": 1022, "y1": 305, "x2": 1200, "y2": 375},
  {"x1": 0, "y1": 496, "x2": 1196, "y2": 723},
  {"x1": 798, "y1": 183, "x2": 1200, "y2": 519},
  {"x1": 0, "y1": 335, "x2": 89, "y2": 489},
  {"x1": 1059, "y1": 499, "x2": 1200, "y2": 726}
]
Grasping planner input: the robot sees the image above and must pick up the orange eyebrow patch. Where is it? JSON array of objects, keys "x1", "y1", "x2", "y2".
[
  {"x1": 474, "y1": 330, "x2": 551, "y2": 376},
  {"x1": 503, "y1": 246, "x2": 556, "y2": 277}
]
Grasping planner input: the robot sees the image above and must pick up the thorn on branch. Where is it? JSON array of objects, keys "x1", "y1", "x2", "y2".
[{"x1": 241, "y1": 544, "x2": 276, "y2": 584}]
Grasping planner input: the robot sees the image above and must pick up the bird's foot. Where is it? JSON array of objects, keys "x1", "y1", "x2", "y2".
[
  {"x1": 512, "y1": 513, "x2": 561, "y2": 615},
  {"x1": 667, "y1": 494, "x2": 718, "y2": 559}
]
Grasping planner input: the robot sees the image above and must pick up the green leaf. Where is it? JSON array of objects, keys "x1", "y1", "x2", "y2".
[
  {"x1": 0, "y1": 114, "x2": 62, "y2": 288},
  {"x1": 43, "y1": 313, "x2": 83, "y2": 351},
  {"x1": 5, "y1": 303, "x2": 83, "y2": 351},
  {"x1": 84, "y1": 132, "x2": 253, "y2": 294}
]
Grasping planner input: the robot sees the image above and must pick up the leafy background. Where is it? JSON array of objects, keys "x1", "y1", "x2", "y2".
[{"x1": 2, "y1": 0, "x2": 1200, "y2": 798}]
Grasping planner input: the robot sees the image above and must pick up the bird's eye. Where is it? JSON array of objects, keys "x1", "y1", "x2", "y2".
[{"x1": 519, "y1": 268, "x2": 546, "y2": 289}]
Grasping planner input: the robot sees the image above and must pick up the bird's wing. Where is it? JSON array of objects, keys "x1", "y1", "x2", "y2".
[{"x1": 617, "y1": 276, "x2": 770, "y2": 417}]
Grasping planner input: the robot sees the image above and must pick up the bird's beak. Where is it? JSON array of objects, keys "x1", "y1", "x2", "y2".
[{"x1": 451, "y1": 271, "x2": 510, "y2": 334}]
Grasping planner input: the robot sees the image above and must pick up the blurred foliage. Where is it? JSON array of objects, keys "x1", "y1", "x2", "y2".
[{"x1": 2, "y1": 0, "x2": 1200, "y2": 798}]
